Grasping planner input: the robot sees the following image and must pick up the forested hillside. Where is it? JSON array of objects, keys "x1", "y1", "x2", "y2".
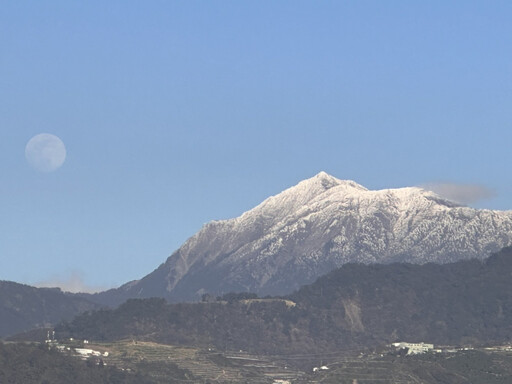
[
  {"x1": 56, "y1": 247, "x2": 512, "y2": 354},
  {"x1": 0, "y1": 281, "x2": 100, "y2": 338}
]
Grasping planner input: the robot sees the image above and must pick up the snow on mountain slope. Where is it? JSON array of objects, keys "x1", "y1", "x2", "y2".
[{"x1": 99, "y1": 172, "x2": 512, "y2": 303}]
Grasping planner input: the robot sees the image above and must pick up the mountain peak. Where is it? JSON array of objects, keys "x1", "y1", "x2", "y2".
[
  {"x1": 308, "y1": 171, "x2": 342, "y2": 189},
  {"x1": 313, "y1": 171, "x2": 337, "y2": 182},
  {"x1": 244, "y1": 173, "x2": 367, "y2": 222},
  {"x1": 300, "y1": 172, "x2": 367, "y2": 193}
]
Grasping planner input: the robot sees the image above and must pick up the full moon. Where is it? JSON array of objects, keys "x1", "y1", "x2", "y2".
[{"x1": 25, "y1": 133, "x2": 67, "y2": 172}]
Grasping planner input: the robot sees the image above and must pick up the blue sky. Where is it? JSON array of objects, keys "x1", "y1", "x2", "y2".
[{"x1": 1, "y1": 1, "x2": 512, "y2": 291}]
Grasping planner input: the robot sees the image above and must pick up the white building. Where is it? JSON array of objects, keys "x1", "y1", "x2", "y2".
[
  {"x1": 75, "y1": 348, "x2": 94, "y2": 356},
  {"x1": 392, "y1": 342, "x2": 434, "y2": 355}
]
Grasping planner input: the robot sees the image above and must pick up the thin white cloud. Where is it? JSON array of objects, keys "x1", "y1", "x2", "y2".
[
  {"x1": 35, "y1": 271, "x2": 112, "y2": 294},
  {"x1": 421, "y1": 182, "x2": 495, "y2": 205}
]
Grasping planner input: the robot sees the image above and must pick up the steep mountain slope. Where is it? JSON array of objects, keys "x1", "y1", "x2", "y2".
[
  {"x1": 95, "y1": 172, "x2": 512, "y2": 304},
  {"x1": 0, "y1": 281, "x2": 100, "y2": 338}
]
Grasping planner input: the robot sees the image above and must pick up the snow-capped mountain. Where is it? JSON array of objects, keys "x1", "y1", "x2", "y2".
[{"x1": 96, "y1": 172, "x2": 512, "y2": 304}]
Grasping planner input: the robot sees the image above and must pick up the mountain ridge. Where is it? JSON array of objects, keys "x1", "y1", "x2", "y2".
[{"x1": 92, "y1": 172, "x2": 512, "y2": 305}]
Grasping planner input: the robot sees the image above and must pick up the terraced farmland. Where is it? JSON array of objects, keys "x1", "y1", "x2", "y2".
[{"x1": 86, "y1": 341, "x2": 304, "y2": 383}]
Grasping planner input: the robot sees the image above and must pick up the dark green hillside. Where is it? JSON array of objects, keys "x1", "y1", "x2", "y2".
[
  {"x1": 57, "y1": 247, "x2": 512, "y2": 354},
  {"x1": 57, "y1": 298, "x2": 311, "y2": 354},
  {"x1": 290, "y1": 246, "x2": 512, "y2": 346},
  {"x1": 0, "y1": 281, "x2": 100, "y2": 338}
]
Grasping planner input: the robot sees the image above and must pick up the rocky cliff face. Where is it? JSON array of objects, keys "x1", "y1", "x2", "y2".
[{"x1": 95, "y1": 172, "x2": 512, "y2": 304}]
